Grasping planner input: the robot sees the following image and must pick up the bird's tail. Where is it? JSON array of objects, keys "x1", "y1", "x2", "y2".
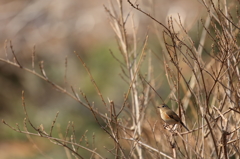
[{"x1": 181, "y1": 122, "x2": 189, "y2": 131}]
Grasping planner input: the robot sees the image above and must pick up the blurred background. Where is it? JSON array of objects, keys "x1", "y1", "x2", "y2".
[{"x1": 0, "y1": 0, "x2": 204, "y2": 158}]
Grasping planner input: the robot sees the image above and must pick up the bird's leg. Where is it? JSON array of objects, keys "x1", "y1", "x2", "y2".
[
  {"x1": 163, "y1": 124, "x2": 173, "y2": 131},
  {"x1": 163, "y1": 123, "x2": 168, "y2": 129},
  {"x1": 163, "y1": 124, "x2": 172, "y2": 130},
  {"x1": 170, "y1": 124, "x2": 175, "y2": 132},
  {"x1": 170, "y1": 124, "x2": 178, "y2": 133}
]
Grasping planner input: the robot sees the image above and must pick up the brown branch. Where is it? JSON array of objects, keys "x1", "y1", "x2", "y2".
[{"x1": 74, "y1": 51, "x2": 107, "y2": 108}]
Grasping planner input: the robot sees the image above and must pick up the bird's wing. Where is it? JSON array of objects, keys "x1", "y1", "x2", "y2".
[{"x1": 168, "y1": 113, "x2": 181, "y2": 122}]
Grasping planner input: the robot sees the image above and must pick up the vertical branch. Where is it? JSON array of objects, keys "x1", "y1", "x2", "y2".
[
  {"x1": 10, "y1": 40, "x2": 22, "y2": 68},
  {"x1": 222, "y1": 130, "x2": 229, "y2": 159},
  {"x1": 39, "y1": 61, "x2": 48, "y2": 79},
  {"x1": 21, "y1": 91, "x2": 38, "y2": 132},
  {"x1": 182, "y1": 11, "x2": 211, "y2": 110},
  {"x1": 74, "y1": 52, "x2": 107, "y2": 108},
  {"x1": 204, "y1": 116, "x2": 219, "y2": 158},
  {"x1": 49, "y1": 111, "x2": 59, "y2": 137},
  {"x1": 4, "y1": 40, "x2": 8, "y2": 60}
]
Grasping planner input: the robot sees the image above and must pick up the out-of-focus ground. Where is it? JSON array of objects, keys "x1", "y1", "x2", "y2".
[{"x1": 0, "y1": 0, "x2": 203, "y2": 158}]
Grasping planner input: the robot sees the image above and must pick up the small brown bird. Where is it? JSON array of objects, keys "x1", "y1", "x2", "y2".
[{"x1": 157, "y1": 104, "x2": 189, "y2": 131}]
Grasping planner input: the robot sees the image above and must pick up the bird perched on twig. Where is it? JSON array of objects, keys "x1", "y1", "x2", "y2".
[{"x1": 157, "y1": 104, "x2": 189, "y2": 131}]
